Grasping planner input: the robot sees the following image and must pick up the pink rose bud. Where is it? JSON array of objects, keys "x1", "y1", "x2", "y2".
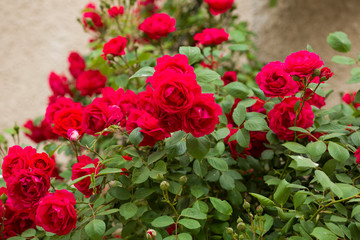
[
  {"x1": 67, "y1": 129, "x2": 80, "y2": 141},
  {"x1": 146, "y1": 229, "x2": 157, "y2": 239}
]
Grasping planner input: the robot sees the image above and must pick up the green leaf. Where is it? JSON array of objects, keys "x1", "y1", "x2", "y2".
[
  {"x1": 249, "y1": 193, "x2": 276, "y2": 206},
  {"x1": 274, "y1": 179, "x2": 290, "y2": 206},
  {"x1": 207, "y1": 157, "x2": 228, "y2": 172},
  {"x1": 179, "y1": 46, "x2": 203, "y2": 65},
  {"x1": 209, "y1": 197, "x2": 233, "y2": 215},
  {"x1": 219, "y1": 174, "x2": 235, "y2": 190},
  {"x1": 315, "y1": 170, "x2": 343, "y2": 198},
  {"x1": 108, "y1": 187, "x2": 131, "y2": 200},
  {"x1": 215, "y1": 128, "x2": 230, "y2": 140},
  {"x1": 282, "y1": 142, "x2": 307, "y2": 154},
  {"x1": 235, "y1": 128, "x2": 250, "y2": 148},
  {"x1": 288, "y1": 127, "x2": 309, "y2": 134},
  {"x1": 119, "y1": 202, "x2": 138, "y2": 220},
  {"x1": 328, "y1": 142, "x2": 350, "y2": 163},
  {"x1": 293, "y1": 192, "x2": 307, "y2": 208},
  {"x1": 352, "y1": 205, "x2": 360, "y2": 218},
  {"x1": 311, "y1": 227, "x2": 338, "y2": 240},
  {"x1": 147, "y1": 150, "x2": 166, "y2": 165},
  {"x1": 129, "y1": 127, "x2": 144, "y2": 146},
  {"x1": 132, "y1": 167, "x2": 150, "y2": 184},
  {"x1": 306, "y1": 141, "x2": 327, "y2": 156},
  {"x1": 327, "y1": 31, "x2": 351, "y2": 53},
  {"x1": 229, "y1": 44, "x2": 249, "y2": 51},
  {"x1": 331, "y1": 55, "x2": 356, "y2": 65},
  {"x1": 178, "y1": 218, "x2": 201, "y2": 229},
  {"x1": 129, "y1": 66, "x2": 155, "y2": 79},
  {"x1": 68, "y1": 174, "x2": 91, "y2": 186},
  {"x1": 181, "y1": 208, "x2": 207, "y2": 220},
  {"x1": 7, "y1": 237, "x2": 26, "y2": 240},
  {"x1": 195, "y1": 69, "x2": 220, "y2": 83},
  {"x1": 229, "y1": 30, "x2": 246, "y2": 42},
  {"x1": 224, "y1": 82, "x2": 250, "y2": 99},
  {"x1": 134, "y1": 188, "x2": 154, "y2": 200},
  {"x1": 190, "y1": 185, "x2": 205, "y2": 198},
  {"x1": 85, "y1": 219, "x2": 106, "y2": 240},
  {"x1": 232, "y1": 103, "x2": 246, "y2": 126},
  {"x1": 151, "y1": 216, "x2": 175, "y2": 228},
  {"x1": 97, "y1": 168, "x2": 124, "y2": 176},
  {"x1": 289, "y1": 155, "x2": 319, "y2": 171},
  {"x1": 244, "y1": 117, "x2": 269, "y2": 131},
  {"x1": 186, "y1": 134, "x2": 210, "y2": 160},
  {"x1": 21, "y1": 229, "x2": 36, "y2": 237},
  {"x1": 178, "y1": 233, "x2": 192, "y2": 240},
  {"x1": 307, "y1": 44, "x2": 314, "y2": 52},
  {"x1": 97, "y1": 208, "x2": 120, "y2": 216}
]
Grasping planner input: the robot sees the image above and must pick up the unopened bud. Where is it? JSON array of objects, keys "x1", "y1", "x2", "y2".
[
  {"x1": 256, "y1": 206, "x2": 263, "y2": 215},
  {"x1": 160, "y1": 181, "x2": 170, "y2": 191},
  {"x1": 67, "y1": 129, "x2": 80, "y2": 141},
  {"x1": 292, "y1": 75, "x2": 300, "y2": 82},
  {"x1": 320, "y1": 76, "x2": 328, "y2": 82},
  {"x1": 156, "y1": 173, "x2": 164, "y2": 181},
  {"x1": 237, "y1": 217, "x2": 244, "y2": 223},
  {"x1": 146, "y1": 229, "x2": 156, "y2": 239},
  {"x1": 312, "y1": 68, "x2": 321, "y2": 77},
  {"x1": 243, "y1": 201, "x2": 250, "y2": 212},
  {"x1": 226, "y1": 227, "x2": 234, "y2": 235},
  {"x1": 106, "y1": 54, "x2": 114, "y2": 61},
  {"x1": 179, "y1": 175, "x2": 187, "y2": 185},
  {"x1": 237, "y1": 222, "x2": 246, "y2": 232},
  {"x1": 239, "y1": 234, "x2": 244, "y2": 239},
  {"x1": 0, "y1": 193, "x2": 7, "y2": 204}
]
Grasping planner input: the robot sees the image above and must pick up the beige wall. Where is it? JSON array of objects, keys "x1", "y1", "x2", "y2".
[{"x1": 1, "y1": 0, "x2": 359, "y2": 139}]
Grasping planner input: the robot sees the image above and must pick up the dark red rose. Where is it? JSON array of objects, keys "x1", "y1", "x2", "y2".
[
  {"x1": 48, "y1": 72, "x2": 71, "y2": 97},
  {"x1": 183, "y1": 93, "x2": 223, "y2": 137},
  {"x1": 320, "y1": 67, "x2": 333, "y2": 80},
  {"x1": 126, "y1": 109, "x2": 170, "y2": 146},
  {"x1": 68, "y1": 51, "x2": 86, "y2": 79},
  {"x1": 153, "y1": 72, "x2": 201, "y2": 114},
  {"x1": 248, "y1": 131, "x2": 268, "y2": 158},
  {"x1": 108, "y1": 6, "x2": 124, "y2": 17},
  {"x1": 138, "y1": 85, "x2": 157, "y2": 114},
  {"x1": 101, "y1": 87, "x2": 125, "y2": 106},
  {"x1": 119, "y1": 90, "x2": 139, "y2": 126},
  {"x1": 139, "y1": 13, "x2": 176, "y2": 39},
  {"x1": 76, "y1": 70, "x2": 107, "y2": 96},
  {"x1": 284, "y1": 50, "x2": 324, "y2": 77},
  {"x1": 52, "y1": 107, "x2": 84, "y2": 139},
  {"x1": 355, "y1": 148, "x2": 360, "y2": 164},
  {"x1": 158, "y1": 111, "x2": 183, "y2": 133},
  {"x1": 24, "y1": 118, "x2": 59, "y2": 143},
  {"x1": 194, "y1": 28, "x2": 229, "y2": 46},
  {"x1": 221, "y1": 71, "x2": 237, "y2": 86},
  {"x1": 72, "y1": 155, "x2": 103, "y2": 198},
  {"x1": 204, "y1": 0, "x2": 234, "y2": 15},
  {"x1": 6, "y1": 169, "x2": 50, "y2": 209},
  {"x1": 342, "y1": 91, "x2": 360, "y2": 108},
  {"x1": 102, "y1": 36, "x2": 127, "y2": 60},
  {"x1": 45, "y1": 97, "x2": 82, "y2": 124},
  {"x1": 2, "y1": 145, "x2": 36, "y2": 181},
  {"x1": 268, "y1": 97, "x2": 314, "y2": 141},
  {"x1": 224, "y1": 126, "x2": 251, "y2": 159},
  {"x1": 82, "y1": 11, "x2": 103, "y2": 31},
  {"x1": 28, "y1": 152, "x2": 55, "y2": 176},
  {"x1": 305, "y1": 89, "x2": 326, "y2": 109},
  {"x1": 255, "y1": 61, "x2": 299, "y2": 97},
  {"x1": 123, "y1": 155, "x2": 132, "y2": 161},
  {"x1": 35, "y1": 190, "x2": 77, "y2": 235}
]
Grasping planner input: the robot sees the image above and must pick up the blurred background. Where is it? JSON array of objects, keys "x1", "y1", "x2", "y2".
[{"x1": 1, "y1": 0, "x2": 360, "y2": 142}]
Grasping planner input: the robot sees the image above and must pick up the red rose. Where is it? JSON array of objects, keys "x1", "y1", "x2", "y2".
[
  {"x1": 85, "y1": 2, "x2": 96, "y2": 9},
  {"x1": 284, "y1": 50, "x2": 324, "y2": 77},
  {"x1": 2, "y1": 145, "x2": 36, "y2": 181},
  {"x1": 35, "y1": 190, "x2": 77, "y2": 235},
  {"x1": 119, "y1": 90, "x2": 139, "y2": 125},
  {"x1": 108, "y1": 6, "x2": 124, "y2": 17},
  {"x1": 28, "y1": 152, "x2": 55, "y2": 176},
  {"x1": 102, "y1": 36, "x2": 127, "y2": 60},
  {"x1": 45, "y1": 97, "x2": 82, "y2": 124},
  {"x1": 255, "y1": 61, "x2": 299, "y2": 97},
  {"x1": 138, "y1": 85, "x2": 157, "y2": 114},
  {"x1": 76, "y1": 70, "x2": 107, "y2": 96},
  {"x1": 48, "y1": 72, "x2": 71, "y2": 97},
  {"x1": 101, "y1": 87, "x2": 124, "y2": 106},
  {"x1": 194, "y1": 28, "x2": 229, "y2": 46},
  {"x1": 72, "y1": 155, "x2": 103, "y2": 197},
  {"x1": 320, "y1": 67, "x2": 333, "y2": 80},
  {"x1": 305, "y1": 89, "x2": 326, "y2": 109},
  {"x1": 268, "y1": 97, "x2": 314, "y2": 141},
  {"x1": 24, "y1": 118, "x2": 58, "y2": 143},
  {"x1": 248, "y1": 131, "x2": 268, "y2": 158},
  {"x1": 158, "y1": 111, "x2": 183, "y2": 133},
  {"x1": 139, "y1": 13, "x2": 176, "y2": 39},
  {"x1": 126, "y1": 109, "x2": 170, "y2": 146},
  {"x1": 52, "y1": 107, "x2": 84, "y2": 139},
  {"x1": 6, "y1": 169, "x2": 50, "y2": 209},
  {"x1": 183, "y1": 93, "x2": 223, "y2": 137},
  {"x1": 221, "y1": 71, "x2": 237, "y2": 86},
  {"x1": 355, "y1": 148, "x2": 360, "y2": 164},
  {"x1": 204, "y1": 0, "x2": 234, "y2": 15},
  {"x1": 153, "y1": 72, "x2": 201, "y2": 114},
  {"x1": 82, "y1": 11, "x2": 103, "y2": 31},
  {"x1": 342, "y1": 92, "x2": 360, "y2": 108},
  {"x1": 68, "y1": 51, "x2": 86, "y2": 79},
  {"x1": 224, "y1": 126, "x2": 251, "y2": 159}
]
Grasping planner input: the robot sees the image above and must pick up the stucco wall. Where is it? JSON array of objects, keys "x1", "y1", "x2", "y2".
[{"x1": 0, "y1": 0, "x2": 359, "y2": 140}]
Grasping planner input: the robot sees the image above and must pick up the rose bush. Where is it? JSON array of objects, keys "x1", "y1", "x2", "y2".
[{"x1": 1, "y1": 1, "x2": 360, "y2": 240}]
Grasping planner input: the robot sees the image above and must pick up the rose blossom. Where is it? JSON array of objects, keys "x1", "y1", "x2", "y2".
[
  {"x1": 355, "y1": 148, "x2": 360, "y2": 164},
  {"x1": 342, "y1": 91, "x2": 360, "y2": 108},
  {"x1": 82, "y1": 11, "x2": 103, "y2": 31},
  {"x1": 320, "y1": 67, "x2": 333, "y2": 80},
  {"x1": 268, "y1": 97, "x2": 314, "y2": 141},
  {"x1": 45, "y1": 97, "x2": 83, "y2": 124},
  {"x1": 204, "y1": 0, "x2": 234, "y2": 15},
  {"x1": 48, "y1": 72, "x2": 71, "y2": 97},
  {"x1": 28, "y1": 152, "x2": 55, "y2": 176},
  {"x1": 305, "y1": 89, "x2": 326, "y2": 109},
  {"x1": 183, "y1": 93, "x2": 223, "y2": 137},
  {"x1": 194, "y1": 28, "x2": 229, "y2": 46},
  {"x1": 102, "y1": 35, "x2": 127, "y2": 60},
  {"x1": 6, "y1": 169, "x2": 50, "y2": 209},
  {"x1": 35, "y1": 190, "x2": 77, "y2": 235},
  {"x1": 76, "y1": 70, "x2": 107, "y2": 96},
  {"x1": 256, "y1": 61, "x2": 299, "y2": 97},
  {"x1": 72, "y1": 155, "x2": 103, "y2": 197},
  {"x1": 108, "y1": 6, "x2": 124, "y2": 17},
  {"x1": 52, "y1": 107, "x2": 84, "y2": 139},
  {"x1": 68, "y1": 51, "x2": 86, "y2": 79},
  {"x1": 24, "y1": 118, "x2": 59, "y2": 143},
  {"x1": 139, "y1": 13, "x2": 176, "y2": 39},
  {"x1": 221, "y1": 71, "x2": 237, "y2": 86},
  {"x1": 284, "y1": 50, "x2": 324, "y2": 77},
  {"x1": 67, "y1": 129, "x2": 80, "y2": 141},
  {"x1": 1, "y1": 145, "x2": 36, "y2": 181}
]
